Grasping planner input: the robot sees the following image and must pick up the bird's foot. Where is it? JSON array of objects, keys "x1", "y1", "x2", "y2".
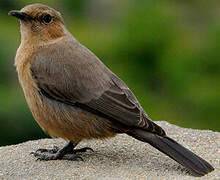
[
  {"x1": 73, "y1": 147, "x2": 94, "y2": 153},
  {"x1": 30, "y1": 141, "x2": 93, "y2": 161},
  {"x1": 33, "y1": 146, "x2": 93, "y2": 154},
  {"x1": 31, "y1": 151, "x2": 83, "y2": 161},
  {"x1": 33, "y1": 146, "x2": 60, "y2": 154}
]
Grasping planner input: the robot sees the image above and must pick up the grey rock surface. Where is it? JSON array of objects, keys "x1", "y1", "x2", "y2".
[{"x1": 0, "y1": 121, "x2": 219, "y2": 180}]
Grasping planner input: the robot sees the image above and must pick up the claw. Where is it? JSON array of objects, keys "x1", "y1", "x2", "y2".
[
  {"x1": 62, "y1": 154, "x2": 84, "y2": 161},
  {"x1": 73, "y1": 147, "x2": 94, "y2": 153},
  {"x1": 83, "y1": 147, "x2": 94, "y2": 152},
  {"x1": 33, "y1": 146, "x2": 60, "y2": 154},
  {"x1": 30, "y1": 141, "x2": 93, "y2": 161}
]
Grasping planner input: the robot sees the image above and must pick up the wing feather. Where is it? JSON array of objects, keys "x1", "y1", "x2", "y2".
[{"x1": 30, "y1": 40, "x2": 165, "y2": 136}]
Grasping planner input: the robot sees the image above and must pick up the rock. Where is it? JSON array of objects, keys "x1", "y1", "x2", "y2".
[{"x1": 0, "y1": 121, "x2": 219, "y2": 179}]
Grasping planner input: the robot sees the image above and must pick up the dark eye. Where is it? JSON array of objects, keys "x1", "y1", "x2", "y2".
[{"x1": 42, "y1": 14, "x2": 52, "y2": 24}]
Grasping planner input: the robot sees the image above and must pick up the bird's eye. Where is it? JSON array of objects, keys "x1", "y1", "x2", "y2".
[{"x1": 42, "y1": 14, "x2": 52, "y2": 24}]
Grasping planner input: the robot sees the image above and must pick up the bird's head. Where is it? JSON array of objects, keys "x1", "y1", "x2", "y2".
[{"x1": 9, "y1": 4, "x2": 67, "y2": 44}]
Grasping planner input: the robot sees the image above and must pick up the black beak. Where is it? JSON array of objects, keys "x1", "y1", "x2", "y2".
[{"x1": 8, "y1": 10, "x2": 32, "y2": 21}]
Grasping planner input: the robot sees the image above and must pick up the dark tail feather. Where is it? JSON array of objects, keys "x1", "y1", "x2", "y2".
[{"x1": 128, "y1": 129, "x2": 214, "y2": 176}]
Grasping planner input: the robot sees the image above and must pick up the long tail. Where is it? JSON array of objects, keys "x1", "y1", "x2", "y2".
[{"x1": 127, "y1": 128, "x2": 214, "y2": 176}]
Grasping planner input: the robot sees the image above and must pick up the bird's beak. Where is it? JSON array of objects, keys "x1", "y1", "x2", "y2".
[{"x1": 8, "y1": 10, "x2": 33, "y2": 21}]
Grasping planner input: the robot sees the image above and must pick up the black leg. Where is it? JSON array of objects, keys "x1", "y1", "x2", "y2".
[{"x1": 30, "y1": 141, "x2": 93, "y2": 161}]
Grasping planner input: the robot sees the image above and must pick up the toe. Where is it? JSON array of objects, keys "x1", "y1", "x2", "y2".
[
  {"x1": 73, "y1": 147, "x2": 94, "y2": 153},
  {"x1": 62, "y1": 154, "x2": 84, "y2": 161}
]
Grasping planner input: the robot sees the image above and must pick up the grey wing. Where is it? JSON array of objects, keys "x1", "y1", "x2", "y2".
[
  {"x1": 30, "y1": 42, "x2": 112, "y2": 103},
  {"x1": 31, "y1": 42, "x2": 165, "y2": 136},
  {"x1": 86, "y1": 73, "x2": 166, "y2": 135}
]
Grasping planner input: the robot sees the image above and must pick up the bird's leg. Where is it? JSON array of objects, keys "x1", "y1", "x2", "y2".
[{"x1": 30, "y1": 141, "x2": 93, "y2": 161}]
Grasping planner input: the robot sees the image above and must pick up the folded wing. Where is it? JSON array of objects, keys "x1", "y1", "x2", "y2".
[{"x1": 30, "y1": 42, "x2": 165, "y2": 136}]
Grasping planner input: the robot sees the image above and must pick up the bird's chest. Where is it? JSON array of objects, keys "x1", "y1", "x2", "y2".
[
  {"x1": 17, "y1": 65, "x2": 57, "y2": 135},
  {"x1": 15, "y1": 47, "x2": 49, "y2": 132},
  {"x1": 17, "y1": 62, "x2": 44, "y2": 118},
  {"x1": 15, "y1": 47, "x2": 40, "y2": 108}
]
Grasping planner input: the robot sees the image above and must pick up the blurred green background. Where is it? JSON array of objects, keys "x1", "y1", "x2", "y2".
[{"x1": 0, "y1": 0, "x2": 219, "y2": 146}]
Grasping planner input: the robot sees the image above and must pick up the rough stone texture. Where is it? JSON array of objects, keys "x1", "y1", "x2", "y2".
[{"x1": 0, "y1": 121, "x2": 219, "y2": 180}]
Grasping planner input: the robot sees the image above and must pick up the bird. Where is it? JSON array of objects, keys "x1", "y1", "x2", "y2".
[{"x1": 9, "y1": 3, "x2": 214, "y2": 176}]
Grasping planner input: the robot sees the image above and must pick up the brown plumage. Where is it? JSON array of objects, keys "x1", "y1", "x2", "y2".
[{"x1": 9, "y1": 3, "x2": 214, "y2": 176}]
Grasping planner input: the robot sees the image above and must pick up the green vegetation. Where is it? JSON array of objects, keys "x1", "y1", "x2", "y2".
[{"x1": 0, "y1": 0, "x2": 219, "y2": 146}]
